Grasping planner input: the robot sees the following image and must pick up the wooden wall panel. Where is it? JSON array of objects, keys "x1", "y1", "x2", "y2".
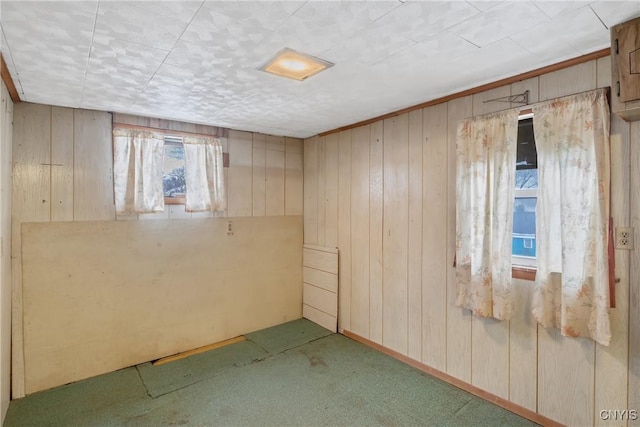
[
  {"x1": 265, "y1": 146, "x2": 285, "y2": 216},
  {"x1": 302, "y1": 244, "x2": 338, "y2": 332},
  {"x1": 252, "y1": 133, "x2": 266, "y2": 216},
  {"x1": 324, "y1": 134, "x2": 339, "y2": 248},
  {"x1": 628, "y1": 121, "x2": 640, "y2": 427},
  {"x1": 369, "y1": 121, "x2": 384, "y2": 343},
  {"x1": 382, "y1": 114, "x2": 409, "y2": 354},
  {"x1": 539, "y1": 61, "x2": 596, "y2": 101},
  {"x1": 337, "y1": 130, "x2": 352, "y2": 332},
  {"x1": 407, "y1": 109, "x2": 423, "y2": 361},
  {"x1": 446, "y1": 96, "x2": 473, "y2": 381},
  {"x1": 285, "y1": 138, "x2": 303, "y2": 216},
  {"x1": 227, "y1": 130, "x2": 253, "y2": 217},
  {"x1": 316, "y1": 136, "x2": 326, "y2": 246},
  {"x1": 21, "y1": 216, "x2": 303, "y2": 394},
  {"x1": 0, "y1": 82, "x2": 13, "y2": 418},
  {"x1": 73, "y1": 109, "x2": 114, "y2": 221},
  {"x1": 421, "y1": 103, "x2": 448, "y2": 372},
  {"x1": 50, "y1": 107, "x2": 74, "y2": 221},
  {"x1": 350, "y1": 125, "x2": 370, "y2": 337},
  {"x1": 303, "y1": 137, "x2": 318, "y2": 244}
]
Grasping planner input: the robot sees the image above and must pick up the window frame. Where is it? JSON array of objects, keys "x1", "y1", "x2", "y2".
[{"x1": 163, "y1": 135, "x2": 187, "y2": 205}]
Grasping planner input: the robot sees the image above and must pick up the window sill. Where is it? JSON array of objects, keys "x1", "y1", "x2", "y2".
[
  {"x1": 165, "y1": 197, "x2": 185, "y2": 205},
  {"x1": 512, "y1": 266, "x2": 536, "y2": 281}
]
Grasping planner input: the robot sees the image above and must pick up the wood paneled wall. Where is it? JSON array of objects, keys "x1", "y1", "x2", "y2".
[
  {"x1": 0, "y1": 82, "x2": 14, "y2": 422},
  {"x1": 304, "y1": 57, "x2": 633, "y2": 426},
  {"x1": 11, "y1": 103, "x2": 303, "y2": 397}
]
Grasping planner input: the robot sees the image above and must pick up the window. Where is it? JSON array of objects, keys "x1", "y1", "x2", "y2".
[
  {"x1": 513, "y1": 115, "x2": 537, "y2": 268},
  {"x1": 162, "y1": 136, "x2": 186, "y2": 204}
]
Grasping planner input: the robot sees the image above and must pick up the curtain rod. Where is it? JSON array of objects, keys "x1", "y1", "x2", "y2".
[
  {"x1": 112, "y1": 122, "x2": 225, "y2": 139},
  {"x1": 484, "y1": 90, "x2": 530, "y2": 105}
]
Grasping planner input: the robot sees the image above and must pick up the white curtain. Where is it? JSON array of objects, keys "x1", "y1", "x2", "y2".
[
  {"x1": 113, "y1": 128, "x2": 165, "y2": 213},
  {"x1": 183, "y1": 136, "x2": 226, "y2": 212},
  {"x1": 455, "y1": 108, "x2": 519, "y2": 320},
  {"x1": 532, "y1": 88, "x2": 611, "y2": 346}
]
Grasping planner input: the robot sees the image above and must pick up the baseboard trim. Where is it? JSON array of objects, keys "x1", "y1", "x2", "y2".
[{"x1": 341, "y1": 329, "x2": 564, "y2": 427}]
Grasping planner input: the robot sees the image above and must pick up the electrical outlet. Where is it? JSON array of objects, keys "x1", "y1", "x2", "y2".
[{"x1": 616, "y1": 227, "x2": 634, "y2": 250}]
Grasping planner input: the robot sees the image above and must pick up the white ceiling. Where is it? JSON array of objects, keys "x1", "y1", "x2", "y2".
[{"x1": 1, "y1": 1, "x2": 639, "y2": 138}]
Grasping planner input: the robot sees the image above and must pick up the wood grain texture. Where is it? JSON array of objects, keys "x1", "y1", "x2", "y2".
[
  {"x1": 252, "y1": 133, "x2": 266, "y2": 217},
  {"x1": 0, "y1": 82, "x2": 13, "y2": 416},
  {"x1": 472, "y1": 85, "x2": 511, "y2": 116},
  {"x1": 50, "y1": 107, "x2": 74, "y2": 221},
  {"x1": 350, "y1": 125, "x2": 370, "y2": 338},
  {"x1": 382, "y1": 114, "x2": 409, "y2": 354},
  {"x1": 303, "y1": 304, "x2": 336, "y2": 332},
  {"x1": 227, "y1": 130, "x2": 253, "y2": 217},
  {"x1": 337, "y1": 130, "x2": 352, "y2": 332},
  {"x1": 303, "y1": 266, "x2": 337, "y2": 293},
  {"x1": 421, "y1": 103, "x2": 448, "y2": 372},
  {"x1": 21, "y1": 216, "x2": 303, "y2": 394},
  {"x1": 73, "y1": 109, "x2": 114, "y2": 221},
  {"x1": 303, "y1": 247, "x2": 338, "y2": 274},
  {"x1": 324, "y1": 134, "x2": 339, "y2": 247},
  {"x1": 628, "y1": 121, "x2": 640, "y2": 427},
  {"x1": 303, "y1": 137, "x2": 318, "y2": 244},
  {"x1": 369, "y1": 121, "x2": 384, "y2": 344},
  {"x1": 303, "y1": 283, "x2": 337, "y2": 317},
  {"x1": 317, "y1": 136, "x2": 326, "y2": 245},
  {"x1": 285, "y1": 138, "x2": 303, "y2": 216},
  {"x1": 613, "y1": 17, "x2": 640, "y2": 102},
  {"x1": 407, "y1": 109, "x2": 423, "y2": 361},
  {"x1": 446, "y1": 96, "x2": 473, "y2": 382},
  {"x1": 539, "y1": 61, "x2": 596, "y2": 101},
  {"x1": 595, "y1": 111, "x2": 630, "y2": 427},
  {"x1": 265, "y1": 148, "x2": 285, "y2": 216}
]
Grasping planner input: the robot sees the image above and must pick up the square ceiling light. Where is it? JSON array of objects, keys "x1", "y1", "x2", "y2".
[{"x1": 259, "y1": 48, "x2": 334, "y2": 81}]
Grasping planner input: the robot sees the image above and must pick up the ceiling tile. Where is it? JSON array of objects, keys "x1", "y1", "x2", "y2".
[
  {"x1": 95, "y1": 2, "x2": 188, "y2": 51},
  {"x1": 324, "y1": 27, "x2": 416, "y2": 66},
  {"x1": 203, "y1": 0, "x2": 304, "y2": 31},
  {"x1": 533, "y1": 1, "x2": 589, "y2": 18},
  {"x1": 589, "y1": 1, "x2": 640, "y2": 28},
  {"x1": 370, "y1": 1, "x2": 480, "y2": 43},
  {"x1": 127, "y1": 1, "x2": 204, "y2": 22},
  {"x1": 449, "y1": 1, "x2": 549, "y2": 47}
]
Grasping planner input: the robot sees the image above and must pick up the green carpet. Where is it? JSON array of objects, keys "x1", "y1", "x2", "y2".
[{"x1": 4, "y1": 319, "x2": 538, "y2": 426}]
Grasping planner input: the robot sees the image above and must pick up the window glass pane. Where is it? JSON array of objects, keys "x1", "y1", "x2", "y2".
[
  {"x1": 163, "y1": 143, "x2": 185, "y2": 198},
  {"x1": 515, "y1": 168, "x2": 538, "y2": 189},
  {"x1": 516, "y1": 117, "x2": 536, "y2": 171},
  {"x1": 513, "y1": 197, "x2": 536, "y2": 257}
]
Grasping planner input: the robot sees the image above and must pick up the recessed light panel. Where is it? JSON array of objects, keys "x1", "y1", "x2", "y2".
[{"x1": 259, "y1": 48, "x2": 334, "y2": 81}]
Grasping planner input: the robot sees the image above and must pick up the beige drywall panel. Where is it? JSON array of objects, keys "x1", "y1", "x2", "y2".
[
  {"x1": 0, "y1": 82, "x2": 13, "y2": 421},
  {"x1": 21, "y1": 216, "x2": 303, "y2": 394}
]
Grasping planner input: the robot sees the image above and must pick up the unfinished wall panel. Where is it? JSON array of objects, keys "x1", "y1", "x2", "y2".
[
  {"x1": 302, "y1": 244, "x2": 338, "y2": 332},
  {"x1": 50, "y1": 107, "x2": 74, "y2": 222}
]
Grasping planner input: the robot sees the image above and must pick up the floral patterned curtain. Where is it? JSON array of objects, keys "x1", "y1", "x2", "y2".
[
  {"x1": 113, "y1": 128, "x2": 165, "y2": 213},
  {"x1": 455, "y1": 108, "x2": 519, "y2": 320},
  {"x1": 182, "y1": 136, "x2": 226, "y2": 212},
  {"x1": 532, "y1": 88, "x2": 611, "y2": 346}
]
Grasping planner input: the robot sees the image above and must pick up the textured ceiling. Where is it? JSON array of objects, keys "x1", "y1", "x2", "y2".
[{"x1": 1, "y1": 1, "x2": 639, "y2": 138}]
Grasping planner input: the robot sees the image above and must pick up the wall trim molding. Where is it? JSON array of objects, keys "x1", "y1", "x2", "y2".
[
  {"x1": 1, "y1": 54, "x2": 20, "y2": 103},
  {"x1": 319, "y1": 48, "x2": 610, "y2": 137},
  {"x1": 340, "y1": 329, "x2": 565, "y2": 427}
]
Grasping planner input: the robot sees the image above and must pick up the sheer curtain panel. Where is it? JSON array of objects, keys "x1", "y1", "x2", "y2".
[
  {"x1": 455, "y1": 109, "x2": 519, "y2": 320},
  {"x1": 113, "y1": 128, "x2": 165, "y2": 213},
  {"x1": 182, "y1": 136, "x2": 226, "y2": 212},
  {"x1": 532, "y1": 88, "x2": 611, "y2": 345}
]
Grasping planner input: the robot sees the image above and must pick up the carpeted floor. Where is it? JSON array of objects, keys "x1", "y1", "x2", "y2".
[{"x1": 5, "y1": 319, "x2": 538, "y2": 426}]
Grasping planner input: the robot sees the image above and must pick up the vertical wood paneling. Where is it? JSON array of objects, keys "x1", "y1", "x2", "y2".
[
  {"x1": 73, "y1": 109, "x2": 114, "y2": 221},
  {"x1": 350, "y1": 125, "x2": 370, "y2": 337},
  {"x1": 369, "y1": 121, "x2": 384, "y2": 343},
  {"x1": 421, "y1": 103, "x2": 448, "y2": 371},
  {"x1": 539, "y1": 62, "x2": 596, "y2": 101},
  {"x1": 470, "y1": 85, "x2": 511, "y2": 400},
  {"x1": 508, "y1": 79, "x2": 539, "y2": 412},
  {"x1": 285, "y1": 138, "x2": 303, "y2": 216},
  {"x1": 337, "y1": 130, "x2": 352, "y2": 332},
  {"x1": 265, "y1": 147, "x2": 285, "y2": 216},
  {"x1": 11, "y1": 103, "x2": 51, "y2": 399},
  {"x1": 303, "y1": 137, "x2": 318, "y2": 244},
  {"x1": 252, "y1": 133, "x2": 266, "y2": 216},
  {"x1": 317, "y1": 136, "x2": 326, "y2": 245},
  {"x1": 446, "y1": 96, "x2": 473, "y2": 381},
  {"x1": 324, "y1": 134, "x2": 339, "y2": 248},
  {"x1": 407, "y1": 109, "x2": 423, "y2": 361},
  {"x1": 628, "y1": 121, "x2": 640, "y2": 427},
  {"x1": 227, "y1": 130, "x2": 253, "y2": 217},
  {"x1": 382, "y1": 114, "x2": 409, "y2": 354},
  {"x1": 50, "y1": 107, "x2": 74, "y2": 221},
  {"x1": 595, "y1": 112, "x2": 630, "y2": 427}
]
